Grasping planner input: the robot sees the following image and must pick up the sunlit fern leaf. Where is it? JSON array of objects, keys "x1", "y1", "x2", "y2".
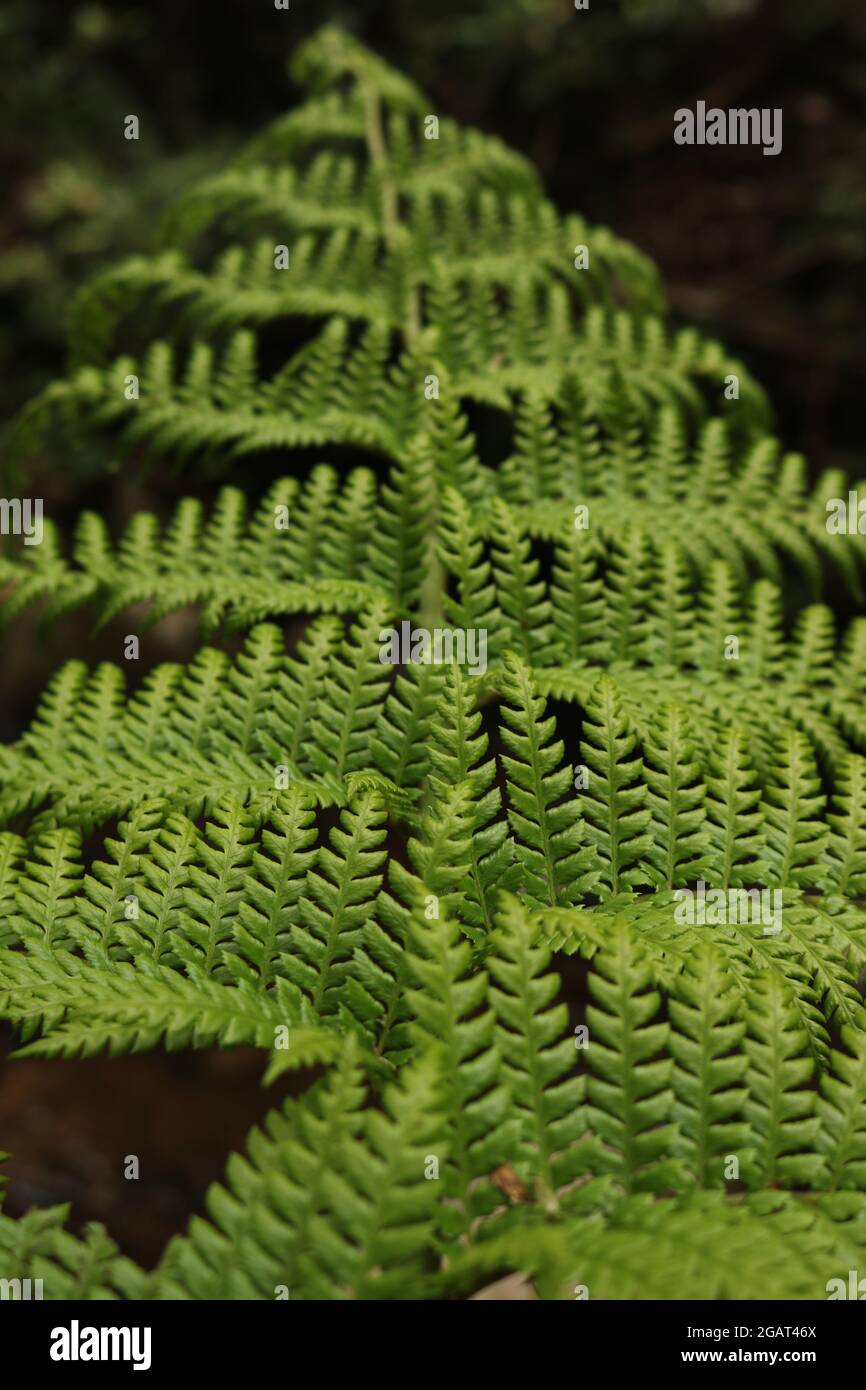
[
  {"x1": 388, "y1": 782, "x2": 478, "y2": 929},
  {"x1": 537, "y1": 889, "x2": 835, "y2": 1074},
  {"x1": 772, "y1": 898, "x2": 864, "y2": 1038},
  {"x1": 0, "y1": 628, "x2": 347, "y2": 831},
  {"x1": 437, "y1": 487, "x2": 501, "y2": 655},
  {"x1": 742, "y1": 971, "x2": 824, "y2": 1190},
  {"x1": 549, "y1": 527, "x2": 606, "y2": 665},
  {"x1": 668, "y1": 942, "x2": 749, "y2": 1188},
  {"x1": 488, "y1": 894, "x2": 588, "y2": 1208},
  {"x1": 370, "y1": 661, "x2": 445, "y2": 795},
  {"x1": 367, "y1": 439, "x2": 436, "y2": 612},
  {"x1": 703, "y1": 726, "x2": 770, "y2": 888},
  {"x1": 816, "y1": 1023, "x2": 866, "y2": 1191},
  {"x1": 0, "y1": 835, "x2": 25, "y2": 950},
  {"x1": 289, "y1": 789, "x2": 388, "y2": 1019},
  {"x1": 159, "y1": 1042, "x2": 369, "y2": 1299},
  {"x1": 490, "y1": 500, "x2": 557, "y2": 666},
  {"x1": 499, "y1": 656, "x2": 598, "y2": 907},
  {"x1": 157, "y1": 1040, "x2": 445, "y2": 1300},
  {"x1": 821, "y1": 754, "x2": 866, "y2": 896},
  {"x1": 425, "y1": 665, "x2": 518, "y2": 938},
  {"x1": 258, "y1": 616, "x2": 344, "y2": 775},
  {"x1": 2, "y1": 454, "x2": 862, "y2": 645},
  {"x1": 645, "y1": 541, "x2": 697, "y2": 668},
  {"x1": 547, "y1": 1190, "x2": 866, "y2": 1301},
  {"x1": 3, "y1": 23, "x2": 866, "y2": 1302},
  {"x1": 641, "y1": 703, "x2": 711, "y2": 889},
  {"x1": 763, "y1": 730, "x2": 830, "y2": 889},
  {"x1": 583, "y1": 921, "x2": 680, "y2": 1194},
  {"x1": 578, "y1": 675, "x2": 652, "y2": 895},
  {"x1": 7, "y1": 26, "x2": 775, "y2": 503},
  {"x1": 418, "y1": 371, "x2": 492, "y2": 505},
  {"x1": 307, "y1": 604, "x2": 394, "y2": 784},
  {"x1": 222, "y1": 788, "x2": 319, "y2": 993},
  {"x1": 0, "y1": 951, "x2": 327, "y2": 1059},
  {"x1": 0, "y1": 1203, "x2": 148, "y2": 1300},
  {"x1": 404, "y1": 897, "x2": 513, "y2": 1241}
]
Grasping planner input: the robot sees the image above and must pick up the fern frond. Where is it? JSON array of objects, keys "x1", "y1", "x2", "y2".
[
  {"x1": 404, "y1": 898, "x2": 512, "y2": 1241},
  {"x1": 551, "y1": 1190, "x2": 866, "y2": 1300},
  {"x1": 743, "y1": 972, "x2": 823, "y2": 1189},
  {"x1": 158, "y1": 1039, "x2": 446, "y2": 1299},
  {"x1": 816, "y1": 1024, "x2": 866, "y2": 1190},
  {"x1": 488, "y1": 895, "x2": 587, "y2": 1207},
  {"x1": 499, "y1": 656, "x2": 597, "y2": 907},
  {"x1": 4, "y1": 22, "x2": 866, "y2": 1304},
  {"x1": 578, "y1": 675, "x2": 652, "y2": 895},
  {"x1": 0, "y1": 951, "x2": 322, "y2": 1059},
  {"x1": 0, "y1": 1204, "x2": 147, "y2": 1300},
  {"x1": 668, "y1": 943, "x2": 749, "y2": 1187},
  {"x1": 641, "y1": 704, "x2": 710, "y2": 889},
  {"x1": 763, "y1": 730, "x2": 829, "y2": 889},
  {"x1": 289, "y1": 790, "x2": 388, "y2": 1019},
  {"x1": 583, "y1": 922, "x2": 679, "y2": 1193},
  {"x1": 822, "y1": 754, "x2": 866, "y2": 895}
]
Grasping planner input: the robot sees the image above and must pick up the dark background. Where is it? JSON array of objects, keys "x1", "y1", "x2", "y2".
[
  {"x1": 4, "y1": 0, "x2": 866, "y2": 466},
  {"x1": 1, "y1": 0, "x2": 864, "y2": 1268}
]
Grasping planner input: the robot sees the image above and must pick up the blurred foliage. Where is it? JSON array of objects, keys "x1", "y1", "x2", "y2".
[
  {"x1": 0, "y1": 3, "x2": 234, "y2": 417},
  {"x1": 1, "y1": 0, "x2": 865, "y2": 467}
]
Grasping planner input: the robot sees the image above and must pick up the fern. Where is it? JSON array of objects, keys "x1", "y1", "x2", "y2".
[
  {"x1": 404, "y1": 897, "x2": 512, "y2": 1242},
  {"x1": 583, "y1": 921, "x2": 680, "y2": 1194},
  {"x1": 157, "y1": 1040, "x2": 446, "y2": 1300},
  {"x1": 499, "y1": 656, "x2": 597, "y2": 908},
  {"x1": 2, "y1": 25, "x2": 866, "y2": 1303},
  {"x1": 743, "y1": 971, "x2": 825, "y2": 1190},
  {"x1": 578, "y1": 675, "x2": 652, "y2": 894},
  {"x1": 487, "y1": 894, "x2": 588, "y2": 1209},
  {"x1": 668, "y1": 943, "x2": 749, "y2": 1187}
]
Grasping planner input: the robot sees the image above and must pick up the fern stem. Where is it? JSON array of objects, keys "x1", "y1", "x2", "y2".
[
  {"x1": 362, "y1": 83, "x2": 420, "y2": 341},
  {"x1": 363, "y1": 87, "x2": 398, "y2": 241}
]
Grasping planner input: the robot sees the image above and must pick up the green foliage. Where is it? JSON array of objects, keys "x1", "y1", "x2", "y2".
[
  {"x1": 583, "y1": 923, "x2": 679, "y2": 1194},
  {"x1": 2, "y1": 26, "x2": 866, "y2": 1303}
]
